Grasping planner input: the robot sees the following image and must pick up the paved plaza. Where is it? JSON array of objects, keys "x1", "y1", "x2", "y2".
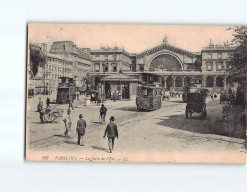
[{"x1": 26, "y1": 94, "x2": 246, "y2": 163}]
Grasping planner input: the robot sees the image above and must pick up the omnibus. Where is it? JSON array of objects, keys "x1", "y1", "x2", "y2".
[
  {"x1": 56, "y1": 77, "x2": 76, "y2": 104},
  {"x1": 136, "y1": 84, "x2": 162, "y2": 111}
]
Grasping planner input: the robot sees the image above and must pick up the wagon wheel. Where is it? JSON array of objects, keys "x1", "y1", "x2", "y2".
[{"x1": 50, "y1": 113, "x2": 59, "y2": 123}]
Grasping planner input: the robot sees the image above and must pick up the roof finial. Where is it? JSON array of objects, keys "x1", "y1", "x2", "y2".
[{"x1": 163, "y1": 35, "x2": 168, "y2": 43}]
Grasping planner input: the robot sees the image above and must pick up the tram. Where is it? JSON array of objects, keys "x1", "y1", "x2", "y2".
[
  {"x1": 136, "y1": 84, "x2": 162, "y2": 111},
  {"x1": 56, "y1": 77, "x2": 76, "y2": 104}
]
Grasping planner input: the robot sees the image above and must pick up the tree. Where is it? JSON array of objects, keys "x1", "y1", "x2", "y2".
[
  {"x1": 227, "y1": 26, "x2": 247, "y2": 82},
  {"x1": 227, "y1": 26, "x2": 247, "y2": 107},
  {"x1": 30, "y1": 49, "x2": 46, "y2": 77}
]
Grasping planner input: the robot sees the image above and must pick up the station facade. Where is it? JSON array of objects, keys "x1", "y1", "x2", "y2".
[{"x1": 89, "y1": 37, "x2": 235, "y2": 100}]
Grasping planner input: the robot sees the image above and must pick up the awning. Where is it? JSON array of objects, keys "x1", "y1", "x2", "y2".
[{"x1": 101, "y1": 73, "x2": 138, "y2": 82}]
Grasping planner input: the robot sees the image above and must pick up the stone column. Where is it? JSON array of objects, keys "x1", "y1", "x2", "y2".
[
  {"x1": 162, "y1": 76, "x2": 167, "y2": 89},
  {"x1": 223, "y1": 76, "x2": 227, "y2": 90},
  {"x1": 213, "y1": 76, "x2": 217, "y2": 88},
  {"x1": 181, "y1": 76, "x2": 185, "y2": 87},
  {"x1": 202, "y1": 75, "x2": 207, "y2": 87},
  {"x1": 171, "y1": 76, "x2": 175, "y2": 88}
]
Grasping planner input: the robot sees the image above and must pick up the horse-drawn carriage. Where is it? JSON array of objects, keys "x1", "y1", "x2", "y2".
[{"x1": 185, "y1": 92, "x2": 207, "y2": 119}]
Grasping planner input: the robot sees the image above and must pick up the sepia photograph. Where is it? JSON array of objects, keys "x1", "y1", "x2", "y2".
[{"x1": 26, "y1": 24, "x2": 247, "y2": 163}]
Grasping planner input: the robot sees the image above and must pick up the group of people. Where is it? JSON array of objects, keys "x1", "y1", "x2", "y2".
[
  {"x1": 37, "y1": 97, "x2": 51, "y2": 123},
  {"x1": 36, "y1": 96, "x2": 119, "y2": 153},
  {"x1": 62, "y1": 104, "x2": 118, "y2": 153}
]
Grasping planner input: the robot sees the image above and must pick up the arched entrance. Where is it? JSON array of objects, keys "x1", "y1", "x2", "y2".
[
  {"x1": 149, "y1": 53, "x2": 183, "y2": 71},
  {"x1": 206, "y1": 76, "x2": 214, "y2": 87},
  {"x1": 216, "y1": 76, "x2": 224, "y2": 87},
  {"x1": 175, "y1": 76, "x2": 183, "y2": 87},
  {"x1": 226, "y1": 76, "x2": 234, "y2": 88},
  {"x1": 184, "y1": 76, "x2": 191, "y2": 85}
]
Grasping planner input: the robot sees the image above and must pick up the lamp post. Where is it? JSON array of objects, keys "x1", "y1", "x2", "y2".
[{"x1": 102, "y1": 63, "x2": 106, "y2": 102}]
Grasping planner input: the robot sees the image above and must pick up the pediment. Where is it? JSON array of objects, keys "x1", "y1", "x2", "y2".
[{"x1": 137, "y1": 43, "x2": 196, "y2": 59}]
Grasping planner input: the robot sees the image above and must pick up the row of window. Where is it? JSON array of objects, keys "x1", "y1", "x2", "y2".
[
  {"x1": 46, "y1": 65, "x2": 72, "y2": 73},
  {"x1": 206, "y1": 53, "x2": 222, "y2": 59},
  {"x1": 94, "y1": 54, "x2": 130, "y2": 63},
  {"x1": 95, "y1": 54, "x2": 117, "y2": 61},
  {"x1": 206, "y1": 62, "x2": 224, "y2": 71},
  {"x1": 46, "y1": 73, "x2": 71, "y2": 80},
  {"x1": 48, "y1": 57, "x2": 73, "y2": 66},
  {"x1": 94, "y1": 63, "x2": 118, "y2": 72},
  {"x1": 51, "y1": 48, "x2": 63, "y2": 52}
]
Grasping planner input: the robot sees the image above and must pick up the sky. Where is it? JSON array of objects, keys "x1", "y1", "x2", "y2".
[{"x1": 28, "y1": 23, "x2": 235, "y2": 53}]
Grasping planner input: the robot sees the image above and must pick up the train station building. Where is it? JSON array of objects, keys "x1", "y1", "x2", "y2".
[{"x1": 89, "y1": 36, "x2": 236, "y2": 100}]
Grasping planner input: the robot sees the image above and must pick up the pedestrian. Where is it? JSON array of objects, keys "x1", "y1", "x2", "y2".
[
  {"x1": 103, "y1": 116, "x2": 118, "y2": 153},
  {"x1": 76, "y1": 114, "x2": 86, "y2": 146},
  {"x1": 77, "y1": 92, "x2": 79, "y2": 101},
  {"x1": 37, "y1": 97, "x2": 43, "y2": 112},
  {"x1": 100, "y1": 104, "x2": 107, "y2": 124},
  {"x1": 96, "y1": 94, "x2": 101, "y2": 106},
  {"x1": 113, "y1": 91, "x2": 116, "y2": 102},
  {"x1": 210, "y1": 94, "x2": 214, "y2": 100},
  {"x1": 118, "y1": 90, "x2": 122, "y2": 100},
  {"x1": 46, "y1": 97, "x2": 50, "y2": 108},
  {"x1": 63, "y1": 109, "x2": 72, "y2": 138},
  {"x1": 39, "y1": 108, "x2": 45, "y2": 123},
  {"x1": 69, "y1": 97, "x2": 74, "y2": 111}
]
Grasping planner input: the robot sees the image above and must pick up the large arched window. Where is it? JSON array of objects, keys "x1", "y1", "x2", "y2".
[
  {"x1": 175, "y1": 76, "x2": 183, "y2": 87},
  {"x1": 150, "y1": 54, "x2": 182, "y2": 71},
  {"x1": 216, "y1": 76, "x2": 224, "y2": 87}
]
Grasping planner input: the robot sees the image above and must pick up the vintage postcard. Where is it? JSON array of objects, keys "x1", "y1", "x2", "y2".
[{"x1": 26, "y1": 24, "x2": 246, "y2": 163}]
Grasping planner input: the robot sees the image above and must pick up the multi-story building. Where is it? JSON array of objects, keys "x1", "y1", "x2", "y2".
[
  {"x1": 201, "y1": 41, "x2": 235, "y2": 89},
  {"x1": 49, "y1": 41, "x2": 92, "y2": 85},
  {"x1": 45, "y1": 53, "x2": 74, "y2": 93},
  {"x1": 91, "y1": 46, "x2": 132, "y2": 73},
  {"x1": 132, "y1": 37, "x2": 235, "y2": 92},
  {"x1": 90, "y1": 46, "x2": 138, "y2": 100}
]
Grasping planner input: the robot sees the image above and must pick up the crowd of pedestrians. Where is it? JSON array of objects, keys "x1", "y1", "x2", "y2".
[{"x1": 36, "y1": 96, "x2": 119, "y2": 153}]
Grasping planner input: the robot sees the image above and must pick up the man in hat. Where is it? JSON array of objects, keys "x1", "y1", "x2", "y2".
[
  {"x1": 76, "y1": 114, "x2": 87, "y2": 146},
  {"x1": 63, "y1": 109, "x2": 72, "y2": 138},
  {"x1": 46, "y1": 97, "x2": 50, "y2": 108},
  {"x1": 37, "y1": 97, "x2": 43, "y2": 112},
  {"x1": 103, "y1": 116, "x2": 119, "y2": 153},
  {"x1": 69, "y1": 97, "x2": 74, "y2": 111},
  {"x1": 100, "y1": 104, "x2": 107, "y2": 124}
]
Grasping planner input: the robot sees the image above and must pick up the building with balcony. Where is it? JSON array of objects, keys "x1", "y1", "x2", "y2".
[
  {"x1": 201, "y1": 40, "x2": 235, "y2": 89},
  {"x1": 45, "y1": 53, "x2": 74, "y2": 93},
  {"x1": 90, "y1": 46, "x2": 138, "y2": 100}
]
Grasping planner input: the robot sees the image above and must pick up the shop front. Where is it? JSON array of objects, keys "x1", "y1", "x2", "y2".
[{"x1": 101, "y1": 73, "x2": 139, "y2": 100}]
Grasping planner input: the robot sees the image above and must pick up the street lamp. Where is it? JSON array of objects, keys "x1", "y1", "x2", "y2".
[{"x1": 102, "y1": 63, "x2": 106, "y2": 102}]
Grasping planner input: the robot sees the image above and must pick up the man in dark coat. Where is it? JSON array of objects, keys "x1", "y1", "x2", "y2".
[
  {"x1": 100, "y1": 104, "x2": 107, "y2": 124},
  {"x1": 69, "y1": 97, "x2": 74, "y2": 111},
  {"x1": 46, "y1": 97, "x2": 50, "y2": 108},
  {"x1": 103, "y1": 116, "x2": 118, "y2": 153},
  {"x1": 76, "y1": 114, "x2": 87, "y2": 146},
  {"x1": 37, "y1": 97, "x2": 43, "y2": 112}
]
